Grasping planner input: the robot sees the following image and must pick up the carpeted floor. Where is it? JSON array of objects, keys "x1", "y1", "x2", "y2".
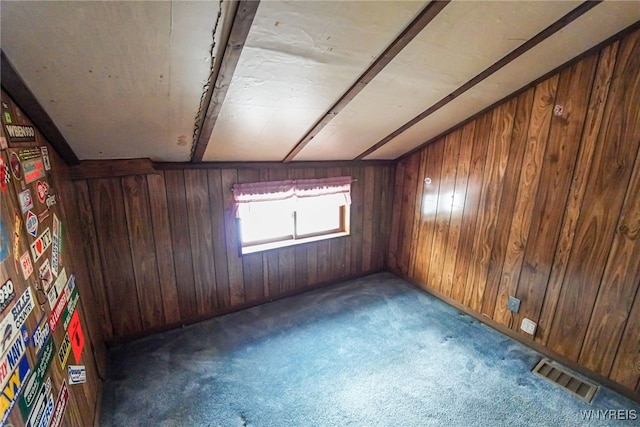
[{"x1": 101, "y1": 272, "x2": 640, "y2": 426}]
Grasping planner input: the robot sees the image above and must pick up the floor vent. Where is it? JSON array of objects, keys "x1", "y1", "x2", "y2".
[{"x1": 532, "y1": 359, "x2": 598, "y2": 403}]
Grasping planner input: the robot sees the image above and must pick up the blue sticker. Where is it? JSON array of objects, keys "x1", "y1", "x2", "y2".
[
  {"x1": 21, "y1": 323, "x2": 29, "y2": 346},
  {"x1": 0, "y1": 220, "x2": 8, "y2": 262}
]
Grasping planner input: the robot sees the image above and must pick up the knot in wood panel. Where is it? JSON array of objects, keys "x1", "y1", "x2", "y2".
[{"x1": 618, "y1": 222, "x2": 639, "y2": 240}]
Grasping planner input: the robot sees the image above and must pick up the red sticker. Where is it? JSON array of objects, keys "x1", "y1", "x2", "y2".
[
  {"x1": 36, "y1": 180, "x2": 49, "y2": 203},
  {"x1": 0, "y1": 158, "x2": 8, "y2": 193},
  {"x1": 20, "y1": 251, "x2": 33, "y2": 280},
  {"x1": 9, "y1": 152, "x2": 21, "y2": 180},
  {"x1": 68, "y1": 310, "x2": 85, "y2": 363}
]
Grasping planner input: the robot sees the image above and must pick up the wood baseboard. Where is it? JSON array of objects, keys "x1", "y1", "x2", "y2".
[{"x1": 391, "y1": 268, "x2": 640, "y2": 404}]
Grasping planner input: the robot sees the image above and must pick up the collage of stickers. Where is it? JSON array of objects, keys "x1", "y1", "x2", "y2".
[{"x1": 0, "y1": 97, "x2": 86, "y2": 427}]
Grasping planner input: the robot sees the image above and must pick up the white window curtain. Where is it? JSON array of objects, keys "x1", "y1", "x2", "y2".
[{"x1": 232, "y1": 176, "x2": 352, "y2": 217}]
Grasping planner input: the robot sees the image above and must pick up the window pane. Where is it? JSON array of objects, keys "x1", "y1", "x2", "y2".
[
  {"x1": 240, "y1": 201, "x2": 293, "y2": 244},
  {"x1": 296, "y1": 201, "x2": 341, "y2": 236}
]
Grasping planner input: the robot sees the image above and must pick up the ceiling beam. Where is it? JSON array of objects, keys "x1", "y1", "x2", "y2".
[
  {"x1": 191, "y1": 0, "x2": 260, "y2": 162},
  {"x1": 1, "y1": 50, "x2": 80, "y2": 166},
  {"x1": 354, "y1": 0, "x2": 602, "y2": 160},
  {"x1": 282, "y1": 0, "x2": 451, "y2": 162}
]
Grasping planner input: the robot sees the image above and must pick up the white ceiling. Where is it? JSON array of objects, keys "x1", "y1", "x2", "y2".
[
  {"x1": 1, "y1": 1, "x2": 639, "y2": 163},
  {"x1": 1, "y1": 0, "x2": 232, "y2": 162}
]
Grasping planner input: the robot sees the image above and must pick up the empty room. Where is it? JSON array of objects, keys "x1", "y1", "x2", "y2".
[{"x1": 1, "y1": 0, "x2": 640, "y2": 425}]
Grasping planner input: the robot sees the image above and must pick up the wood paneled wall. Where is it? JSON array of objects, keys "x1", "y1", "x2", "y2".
[
  {"x1": 389, "y1": 28, "x2": 640, "y2": 395},
  {"x1": 0, "y1": 91, "x2": 106, "y2": 426},
  {"x1": 70, "y1": 164, "x2": 394, "y2": 343}
]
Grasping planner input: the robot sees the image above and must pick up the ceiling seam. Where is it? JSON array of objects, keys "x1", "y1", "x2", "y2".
[
  {"x1": 190, "y1": 0, "x2": 225, "y2": 161},
  {"x1": 191, "y1": 0, "x2": 259, "y2": 163},
  {"x1": 354, "y1": 0, "x2": 603, "y2": 161},
  {"x1": 282, "y1": 0, "x2": 451, "y2": 163}
]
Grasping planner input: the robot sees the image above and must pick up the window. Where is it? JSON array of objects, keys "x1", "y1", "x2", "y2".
[{"x1": 233, "y1": 176, "x2": 351, "y2": 254}]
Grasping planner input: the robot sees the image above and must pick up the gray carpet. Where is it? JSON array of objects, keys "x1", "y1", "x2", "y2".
[{"x1": 101, "y1": 272, "x2": 640, "y2": 426}]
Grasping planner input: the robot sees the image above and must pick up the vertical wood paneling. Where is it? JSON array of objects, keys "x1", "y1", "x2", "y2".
[
  {"x1": 381, "y1": 165, "x2": 395, "y2": 267},
  {"x1": 90, "y1": 178, "x2": 143, "y2": 337},
  {"x1": 463, "y1": 98, "x2": 517, "y2": 312},
  {"x1": 441, "y1": 124, "x2": 475, "y2": 297},
  {"x1": 207, "y1": 169, "x2": 231, "y2": 308},
  {"x1": 397, "y1": 153, "x2": 420, "y2": 276},
  {"x1": 328, "y1": 167, "x2": 347, "y2": 282},
  {"x1": 73, "y1": 180, "x2": 114, "y2": 341},
  {"x1": 578, "y1": 32, "x2": 640, "y2": 374},
  {"x1": 417, "y1": 141, "x2": 444, "y2": 285},
  {"x1": 536, "y1": 42, "x2": 618, "y2": 346},
  {"x1": 372, "y1": 165, "x2": 391, "y2": 269},
  {"x1": 408, "y1": 148, "x2": 428, "y2": 279},
  {"x1": 164, "y1": 170, "x2": 199, "y2": 320},
  {"x1": 184, "y1": 170, "x2": 218, "y2": 315},
  {"x1": 492, "y1": 77, "x2": 558, "y2": 326},
  {"x1": 413, "y1": 145, "x2": 440, "y2": 285},
  {"x1": 147, "y1": 173, "x2": 181, "y2": 324},
  {"x1": 347, "y1": 167, "x2": 363, "y2": 275},
  {"x1": 429, "y1": 130, "x2": 460, "y2": 293},
  {"x1": 390, "y1": 29, "x2": 640, "y2": 396},
  {"x1": 362, "y1": 167, "x2": 375, "y2": 272},
  {"x1": 514, "y1": 56, "x2": 598, "y2": 338},
  {"x1": 61, "y1": 178, "x2": 108, "y2": 378},
  {"x1": 388, "y1": 161, "x2": 406, "y2": 270},
  {"x1": 581, "y1": 142, "x2": 640, "y2": 375},
  {"x1": 480, "y1": 87, "x2": 534, "y2": 317},
  {"x1": 610, "y1": 283, "x2": 640, "y2": 390},
  {"x1": 221, "y1": 169, "x2": 246, "y2": 304},
  {"x1": 451, "y1": 115, "x2": 489, "y2": 304},
  {"x1": 546, "y1": 30, "x2": 640, "y2": 361},
  {"x1": 122, "y1": 175, "x2": 165, "y2": 329}
]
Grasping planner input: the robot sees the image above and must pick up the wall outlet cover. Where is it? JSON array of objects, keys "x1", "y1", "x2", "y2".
[
  {"x1": 521, "y1": 318, "x2": 537, "y2": 335},
  {"x1": 507, "y1": 296, "x2": 520, "y2": 313}
]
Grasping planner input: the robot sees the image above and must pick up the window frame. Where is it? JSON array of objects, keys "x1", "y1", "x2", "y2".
[{"x1": 238, "y1": 203, "x2": 350, "y2": 255}]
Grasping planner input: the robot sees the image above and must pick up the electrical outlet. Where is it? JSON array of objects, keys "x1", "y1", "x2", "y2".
[
  {"x1": 521, "y1": 318, "x2": 537, "y2": 335},
  {"x1": 507, "y1": 296, "x2": 520, "y2": 313}
]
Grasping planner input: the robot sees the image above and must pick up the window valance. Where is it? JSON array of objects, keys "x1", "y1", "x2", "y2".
[{"x1": 232, "y1": 176, "x2": 352, "y2": 217}]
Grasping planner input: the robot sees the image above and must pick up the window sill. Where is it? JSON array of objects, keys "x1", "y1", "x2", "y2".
[{"x1": 241, "y1": 231, "x2": 350, "y2": 255}]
